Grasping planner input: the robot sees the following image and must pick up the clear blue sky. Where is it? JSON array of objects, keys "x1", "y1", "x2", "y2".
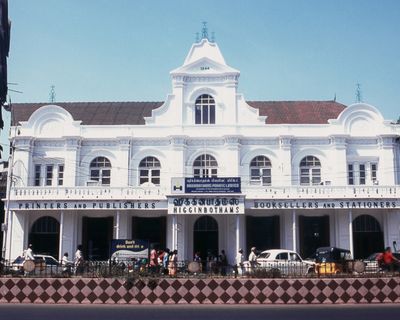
[{"x1": 6, "y1": 0, "x2": 400, "y2": 120}]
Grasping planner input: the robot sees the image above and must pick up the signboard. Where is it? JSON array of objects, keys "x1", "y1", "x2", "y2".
[
  {"x1": 110, "y1": 239, "x2": 149, "y2": 261},
  {"x1": 171, "y1": 177, "x2": 241, "y2": 194},
  {"x1": 11, "y1": 200, "x2": 165, "y2": 211},
  {"x1": 248, "y1": 199, "x2": 400, "y2": 210},
  {"x1": 168, "y1": 197, "x2": 244, "y2": 214}
]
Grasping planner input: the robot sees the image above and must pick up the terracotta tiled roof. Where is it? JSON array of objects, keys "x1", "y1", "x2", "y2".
[
  {"x1": 11, "y1": 102, "x2": 163, "y2": 126},
  {"x1": 247, "y1": 101, "x2": 346, "y2": 124},
  {"x1": 11, "y1": 100, "x2": 346, "y2": 126}
]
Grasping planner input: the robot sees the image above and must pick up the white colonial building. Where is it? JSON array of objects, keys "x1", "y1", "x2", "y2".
[{"x1": 2, "y1": 35, "x2": 400, "y2": 263}]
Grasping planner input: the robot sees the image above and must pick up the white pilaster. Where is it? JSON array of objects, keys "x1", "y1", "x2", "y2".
[
  {"x1": 117, "y1": 137, "x2": 130, "y2": 186},
  {"x1": 279, "y1": 136, "x2": 292, "y2": 186},
  {"x1": 223, "y1": 136, "x2": 241, "y2": 176},
  {"x1": 115, "y1": 211, "x2": 120, "y2": 239},
  {"x1": 64, "y1": 137, "x2": 80, "y2": 186},
  {"x1": 378, "y1": 135, "x2": 396, "y2": 185},
  {"x1": 292, "y1": 209, "x2": 297, "y2": 251},
  {"x1": 58, "y1": 211, "x2": 64, "y2": 261},
  {"x1": 349, "y1": 209, "x2": 354, "y2": 258}
]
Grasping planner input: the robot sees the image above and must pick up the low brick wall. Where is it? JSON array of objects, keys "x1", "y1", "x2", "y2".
[{"x1": 0, "y1": 277, "x2": 399, "y2": 304}]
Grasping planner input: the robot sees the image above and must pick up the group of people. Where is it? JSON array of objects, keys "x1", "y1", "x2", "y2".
[
  {"x1": 149, "y1": 248, "x2": 178, "y2": 276},
  {"x1": 192, "y1": 250, "x2": 229, "y2": 275},
  {"x1": 61, "y1": 245, "x2": 84, "y2": 276},
  {"x1": 234, "y1": 246, "x2": 258, "y2": 276}
]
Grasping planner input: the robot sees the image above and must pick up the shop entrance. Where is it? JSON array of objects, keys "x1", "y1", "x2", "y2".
[
  {"x1": 82, "y1": 216, "x2": 113, "y2": 260},
  {"x1": 299, "y1": 215, "x2": 330, "y2": 259},
  {"x1": 132, "y1": 216, "x2": 166, "y2": 250},
  {"x1": 29, "y1": 216, "x2": 60, "y2": 258},
  {"x1": 246, "y1": 216, "x2": 280, "y2": 254},
  {"x1": 353, "y1": 214, "x2": 384, "y2": 259},
  {"x1": 193, "y1": 216, "x2": 218, "y2": 260}
]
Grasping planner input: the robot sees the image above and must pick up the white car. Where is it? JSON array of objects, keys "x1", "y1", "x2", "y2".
[
  {"x1": 12, "y1": 254, "x2": 60, "y2": 275},
  {"x1": 244, "y1": 249, "x2": 315, "y2": 276}
]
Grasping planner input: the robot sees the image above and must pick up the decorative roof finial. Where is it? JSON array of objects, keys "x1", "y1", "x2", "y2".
[
  {"x1": 201, "y1": 21, "x2": 209, "y2": 40},
  {"x1": 355, "y1": 83, "x2": 362, "y2": 103},
  {"x1": 211, "y1": 31, "x2": 215, "y2": 43},
  {"x1": 49, "y1": 85, "x2": 56, "y2": 103}
]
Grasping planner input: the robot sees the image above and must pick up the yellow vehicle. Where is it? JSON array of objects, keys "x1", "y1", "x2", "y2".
[{"x1": 314, "y1": 247, "x2": 352, "y2": 275}]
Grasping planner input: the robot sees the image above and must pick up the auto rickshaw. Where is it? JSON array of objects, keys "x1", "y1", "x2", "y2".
[{"x1": 314, "y1": 247, "x2": 352, "y2": 275}]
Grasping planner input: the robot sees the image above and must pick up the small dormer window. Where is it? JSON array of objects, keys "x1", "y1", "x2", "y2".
[{"x1": 195, "y1": 94, "x2": 215, "y2": 124}]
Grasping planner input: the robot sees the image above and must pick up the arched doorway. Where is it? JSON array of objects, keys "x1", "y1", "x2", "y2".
[
  {"x1": 193, "y1": 216, "x2": 218, "y2": 260},
  {"x1": 353, "y1": 214, "x2": 384, "y2": 259},
  {"x1": 28, "y1": 216, "x2": 60, "y2": 258}
]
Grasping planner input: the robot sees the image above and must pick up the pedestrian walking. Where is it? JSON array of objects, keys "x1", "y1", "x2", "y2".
[
  {"x1": 235, "y1": 248, "x2": 244, "y2": 276},
  {"x1": 74, "y1": 245, "x2": 84, "y2": 275},
  {"x1": 248, "y1": 247, "x2": 258, "y2": 272},
  {"x1": 61, "y1": 252, "x2": 73, "y2": 276},
  {"x1": 220, "y1": 250, "x2": 228, "y2": 276},
  {"x1": 24, "y1": 244, "x2": 34, "y2": 261},
  {"x1": 168, "y1": 250, "x2": 178, "y2": 277},
  {"x1": 163, "y1": 248, "x2": 170, "y2": 275}
]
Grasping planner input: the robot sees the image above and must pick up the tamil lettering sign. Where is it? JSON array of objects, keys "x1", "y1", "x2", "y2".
[
  {"x1": 248, "y1": 200, "x2": 400, "y2": 210},
  {"x1": 168, "y1": 197, "x2": 244, "y2": 214},
  {"x1": 11, "y1": 200, "x2": 165, "y2": 211},
  {"x1": 171, "y1": 177, "x2": 241, "y2": 194},
  {"x1": 110, "y1": 239, "x2": 149, "y2": 261}
]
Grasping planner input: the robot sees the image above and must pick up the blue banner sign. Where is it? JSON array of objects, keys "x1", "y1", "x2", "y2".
[
  {"x1": 185, "y1": 177, "x2": 241, "y2": 194},
  {"x1": 110, "y1": 239, "x2": 149, "y2": 261}
]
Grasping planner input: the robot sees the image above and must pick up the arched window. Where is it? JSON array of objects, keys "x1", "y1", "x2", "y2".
[
  {"x1": 29, "y1": 216, "x2": 60, "y2": 257},
  {"x1": 195, "y1": 94, "x2": 215, "y2": 124},
  {"x1": 299, "y1": 156, "x2": 321, "y2": 185},
  {"x1": 90, "y1": 157, "x2": 111, "y2": 185},
  {"x1": 193, "y1": 154, "x2": 218, "y2": 178},
  {"x1": 250, "y1": 156, "x2": 272, "y2": 186},
  {"x1": 139, "y1": 156, "x2": 161, "y2": 185}
]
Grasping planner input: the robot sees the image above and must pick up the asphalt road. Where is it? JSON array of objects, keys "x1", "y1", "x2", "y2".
[{"x1": 0, "y1": 304, "x2": 400, "y2": 320}]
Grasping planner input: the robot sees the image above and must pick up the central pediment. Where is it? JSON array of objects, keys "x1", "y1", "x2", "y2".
[{"x1": 170, "y1": 57, "x2": 239, "y2": 77}]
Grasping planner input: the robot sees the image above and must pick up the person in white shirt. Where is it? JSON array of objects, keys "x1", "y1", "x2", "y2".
[
  {"x1": 74, "y1": 245, "x2": 84, "y2": 275},
  {"x1": 248, "y1": 247, "x2": 258, "y2": 272},
  {"x1": 235, "y1": 248, "x2": 244, "y2": 276},
  {"x1": 62, "y1": 252, "x2": 73, "y2": 276},
  {"x1": 24, "y1": 244, "x2": 34, "y2": 261}
]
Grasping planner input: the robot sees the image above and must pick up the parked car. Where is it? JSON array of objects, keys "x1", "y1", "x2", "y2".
[
  {"x1": 12, "y1": 254, "x2": 60, "y2": 275},
  {"x1": 243, "y1": 249, "x2": 315, "y2": 276},
  {"x1": 363, "y1": 252, "x2": 400, "y2": 273}
]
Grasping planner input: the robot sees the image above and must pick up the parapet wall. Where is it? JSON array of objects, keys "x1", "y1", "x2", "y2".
[{"x1": 0, "y1": 277, "x2": 399, "y2": 304}]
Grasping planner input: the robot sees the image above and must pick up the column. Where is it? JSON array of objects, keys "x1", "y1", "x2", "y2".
[
  {"x1": 292, "y1": 209, "x2": 297, "y2": 251},
  {"x1": 176, "y1": 215, "x2": 186, "y2": 260},
  {"x1": 7, "y1": 211, "x2": 26, "y2": 261},
  {"x1": 278, "y1": 136, "x2": 292, "y2": 186},
  {"x1": 58, "y1": 211, "x2": 64, "y2": 261},
  {"x1": 64, "y1": 137, "x2": 80, "y2": 186},
  {"x1": 117, "y1": 137, "x2": 130, "y2": 186},
  {"x1": 378, "y1": 135, "x2": 396, "y2": 185},
  {"x1": 60, "y1": 212, "x2": 75, "y2": 258},
  {"x1": 12, "y1": 138, "x2": 33, "y2": 186},
  {"x1": 236, "y1": 215, "x2": 240, "y2": 255},
  {"x1": 115, "y1": 211, "x2": 120, "y2": 239},
  {"x1": 118, "y1": 212, "x2": 129, "y2": 239},
  {"x1": 330, "y1": 135, "x2": 348, "y2": 185},
  {"x1": 223, "y1": 136, "x2": 241, "y2": 177},
  {"x1": 348, "y1": 210, "x2": 354, "y2": 258},
  {"x1": 172, "y1": 215, "x2": 177, "y2": 251}
]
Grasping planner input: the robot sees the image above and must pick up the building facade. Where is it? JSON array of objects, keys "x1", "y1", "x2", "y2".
[{"x1": 3, "y1": 37, "x2": 400, "y2": 263}]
